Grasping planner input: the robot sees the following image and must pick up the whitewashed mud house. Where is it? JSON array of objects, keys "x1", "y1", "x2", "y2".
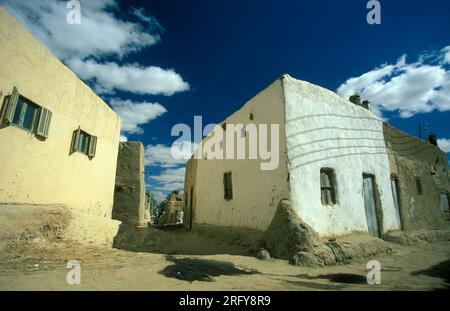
[{"x1": 184, "y1": 74, "x2": 450, "y2": 259}]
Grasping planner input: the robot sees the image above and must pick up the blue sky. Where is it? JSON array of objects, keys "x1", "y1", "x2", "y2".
[{"x1": 2, "y1": 0, "x2": 450, "y2": 201}]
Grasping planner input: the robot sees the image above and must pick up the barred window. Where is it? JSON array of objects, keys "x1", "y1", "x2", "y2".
[{"x1": 320, "y1": 168, "x2": 337, "y2": 205}]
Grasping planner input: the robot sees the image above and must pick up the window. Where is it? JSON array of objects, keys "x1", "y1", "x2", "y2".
[
  {"x1": 72, "y1": 127, "x2": 97, "y2": 157},
  {"x1": 320, "y1": 168, "x2": 337, "y2": 205},
  {"x1": 415, "y1": 177, "x2": 423, "y2": 195},
  {"x1": 224, "y1": 172, "x2": 233, "y2": 201},
  {"x1": 249, "y1": 112, "x2": 254, "y2": 120},
  {"x1": 2, "y1": 86, "x2": 52, "y2": 138},
  {"x1": 440, "y1": 192, "x2": 449, "y2": 216},
  {"x1": 12, "y1": 97, "x2": 38, "y2": 130}
]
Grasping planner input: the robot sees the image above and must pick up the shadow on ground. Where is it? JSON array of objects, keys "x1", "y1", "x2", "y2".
[
  {"x1": 112, "y1": 224, "x2": 253, "y2": 256},
  {"x1": 281, "y1": 273, "x2": 366, "y2": 290},
  {"x1": 411, "y1": 259, "x2": 450, "y2": 289},
  {"x1": 159, "y1": 255, "x2": 259, "y2": 282},
  {"x1": 296, "y1": 273, "x2": 367, "y2": 284}
]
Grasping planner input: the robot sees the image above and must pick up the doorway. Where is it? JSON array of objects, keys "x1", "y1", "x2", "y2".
[
  {"x1": 363, "y1": 174, "x2": 380, "y2": 237},
  {"x1": 390, "y1": 175, "x2": 403, "y2": 230},
  {"x1": 187, "y1": 187, "x2": 194, "y2": 230},
  {"x1": 440, "y1": 192, "x2": 450, "y2": 220}
]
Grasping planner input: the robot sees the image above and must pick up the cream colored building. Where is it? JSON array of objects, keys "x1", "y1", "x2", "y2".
[
  {"x1": 0, "y1": 8, "x2": 121, "y2": 218},
  {"x1": 185, "y1": 74, "x2": 449, "y2": 239}
]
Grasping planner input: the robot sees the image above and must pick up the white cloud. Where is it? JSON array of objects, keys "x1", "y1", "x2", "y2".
[
  {"x1": 145, "y1": 141, "x2": 197, "y2": 168},
  {"x1": 2, "y1": 0, "x2": 190, "y2": 97},
  {"x1": 151, "y1": 191, "x2": 168, "y2": 203},
  {"x1": 151, "y1": 167, "x2": 185, "y2": 183},
  {"x1": 2, "y1": 0, "x2": 159, "y2": 60},
  {"x1": 149, "y1": 167, "x2": 185, "y2": 198},
  {"x1": 144, "y1": 142, "x2": 195, "y2": 199},
  {"x1": 337, "y1": 48, "x2": 450, "y2": 118},
  {"x1": 119, "y1": 135, "x2": 128, "y2": 142},
  {"x1": 437, "y1": 138, "x2": 450, "y2": 153},
  {"x1": 67, "y1": 58, "x2": 190, "y2": 96},
  {"x1": 443, "y1": 46, "x2": 450, "y2": 65},
  {"x1": 110, "y1": 99, "x2": 167, "y2": 135},
  {"x1": 130, "y1": 7, "x2": 163, "y2": 30}
]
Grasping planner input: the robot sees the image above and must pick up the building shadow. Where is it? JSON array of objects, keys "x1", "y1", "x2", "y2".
[
  {"x1": 411, "y1": 259, "x2": 450, "y2": 290},
  {"x1": 112, "y1": 223, "x2": 254, "y2": 257}
]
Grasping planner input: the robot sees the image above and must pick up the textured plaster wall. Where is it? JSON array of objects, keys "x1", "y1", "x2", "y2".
[
  {"x1": 113, "y1": 142, "x2": 146, "y2": 226},
  {"x1": 184, "y1": 78, "x2": 290, "y2": 231},
  {"x1": 0, "y1": 8, "x2": 121, "y2": 218},
  {"x1": 283, "y1": 75, "x2": 401, "y2": 237},
  {"x1": 383, "y1": 123, "x2": 449, "y2": 230}
]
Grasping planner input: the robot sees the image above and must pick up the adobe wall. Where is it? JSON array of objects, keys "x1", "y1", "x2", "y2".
[
  {"x1": 0, "y1": 8, "x2": 121, "y2": 218},
  {"x1": 112, "y1": 142, "x2": 146, "y2": 226},
  {"x1": 383, "y1": 123, "x2": 449, "y2": 230}
]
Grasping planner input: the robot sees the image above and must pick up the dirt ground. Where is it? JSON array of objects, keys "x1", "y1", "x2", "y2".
[{"x1": 0, "y1": 226, "x2": 449, "y2": 291}]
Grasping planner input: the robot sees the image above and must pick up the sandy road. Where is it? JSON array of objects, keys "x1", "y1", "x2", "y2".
[{"x1": 0, "y1": 233, "x2": 449, "y2": 291}]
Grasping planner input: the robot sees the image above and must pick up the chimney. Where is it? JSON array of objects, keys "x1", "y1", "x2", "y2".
[
  {"x1": 349, "y1": 93, "x2": 361, "y2": 106},
  {"x1": 428, "y1": 134, "x2": 437, "y2": 146},
  {"x1": 361, "y1": 100, "x2": 370, "y2": 110},
  {"x1": 349, "y1": 93, "x2": 370, "y2": 111}
]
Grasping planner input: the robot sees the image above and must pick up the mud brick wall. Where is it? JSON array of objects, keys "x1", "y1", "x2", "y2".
[{"x1": 113, "y1": 142, "x2": 146, "y2": 226}]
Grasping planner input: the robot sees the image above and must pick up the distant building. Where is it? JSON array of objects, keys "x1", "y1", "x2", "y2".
[
  {"x1": 184, "y1": 74, "x2": 450, "y2": 239},
  {"x1": 0, "y1": 8, "x2": 121, "y2": 218},
  {"x1": 160, "y1": 193, "x2": 184, "y2": 225}
]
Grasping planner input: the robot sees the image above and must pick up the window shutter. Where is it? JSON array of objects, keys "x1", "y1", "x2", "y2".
[
  {"x1": 73, "y1": 127, "x2": 81, "y2": 152},
  {"x1": 320, "y1": 172, "x2": 331, "y2": 187},
  {"x1": 0, "y1": 90, "x2": 3, "y2": 120},
  {"x1": 88, "y1": 135, "x2": 97, "y2": 157},
  {"x1": 4, "y1": 86, "x2": 19, "y2": 123},
  {"x1": 36, "y1": 108, "x2": 52, "y2": 138}
]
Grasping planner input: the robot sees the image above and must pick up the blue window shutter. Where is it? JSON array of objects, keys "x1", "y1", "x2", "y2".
[
  {"x1": 0, "y1": 90, "x2": 3, "y2": 120},
  {"x1": 72, "y1": 127, "x2": 81, "y2": 152},
  {"x1": 36, "y1": 108, "x2": 52, "y2": 138},
  {"x1": 88, "y1": 135, "x2": 97, "y2": 157},
  {"x1": 4, "y1": 87, "x2": 19, "y2": 123}
]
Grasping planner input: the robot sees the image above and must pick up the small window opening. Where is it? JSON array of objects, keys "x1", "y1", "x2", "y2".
[
  {"x1": 320, "y1": 168, "x2": 337, "y2": 205},
  {"x1": 415, "y1": 177, "x2": 423, "y2": 195},
  {"x1": 224, "y1": 172, "x2": 233, "y2": 201}
]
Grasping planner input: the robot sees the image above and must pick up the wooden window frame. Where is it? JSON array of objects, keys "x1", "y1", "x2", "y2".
[
  {"x1": 2, "y1": 87, "x2": 52, "y2": 139},
  {"x1": 72, "y1": 127, "x2": 97, "y2": 158},
  {"x1": 320, "y1": 168, "x2": 337, "y2": 205}
]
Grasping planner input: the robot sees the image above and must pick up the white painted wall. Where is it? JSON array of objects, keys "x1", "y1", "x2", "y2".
[{"x1": 283, "y1": 75, "x2": 401, "y2": 237}]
